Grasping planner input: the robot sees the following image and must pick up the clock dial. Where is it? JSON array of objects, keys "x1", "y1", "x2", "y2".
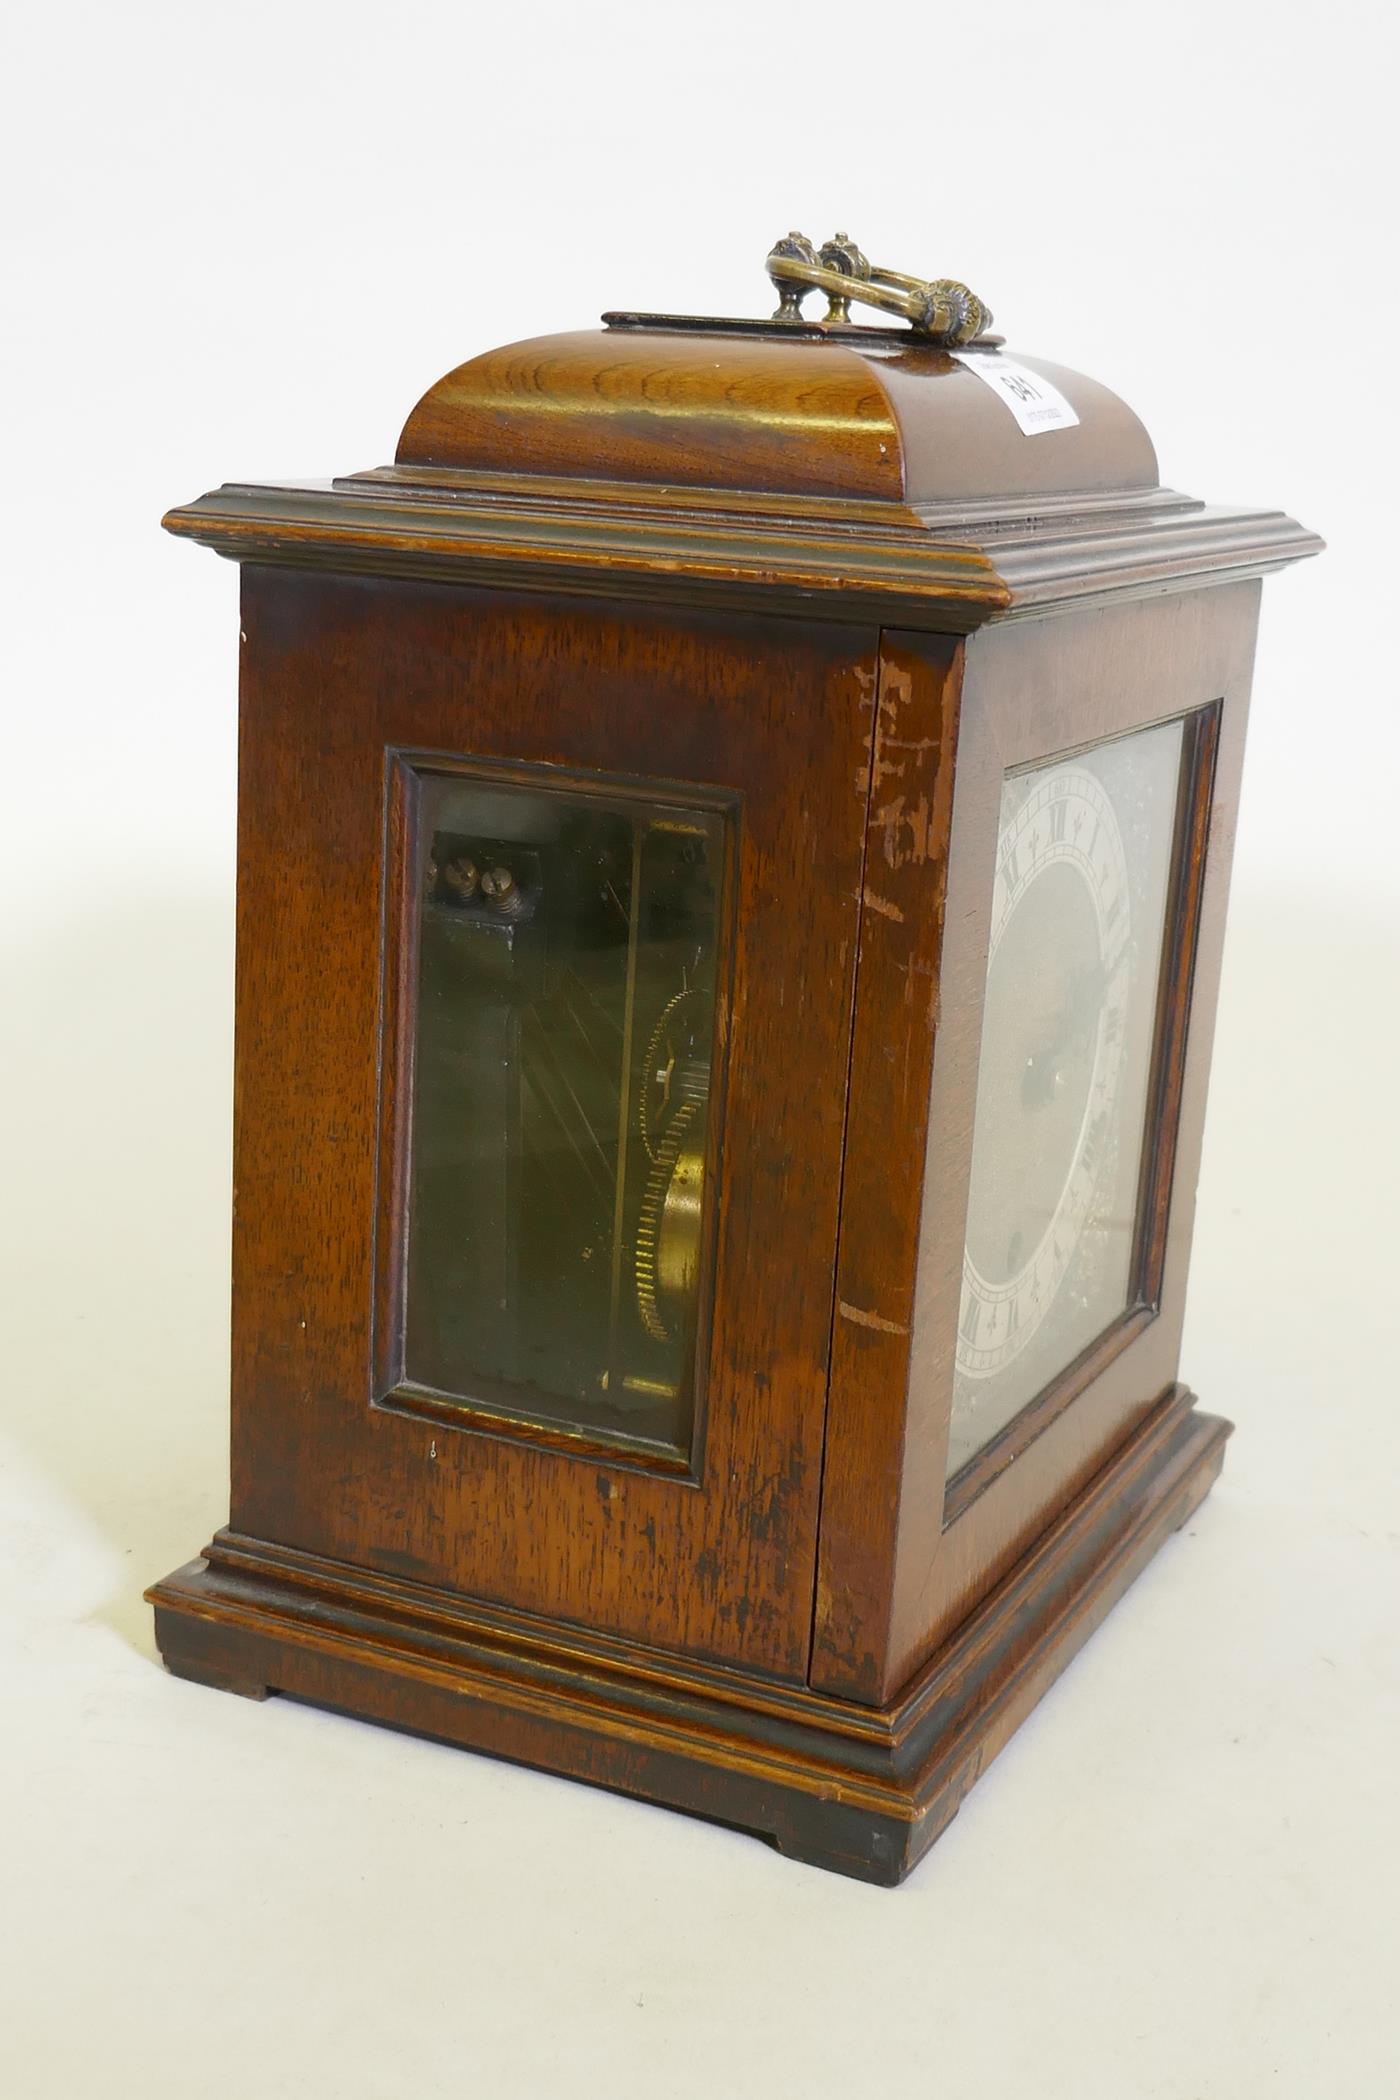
[{"x1": 948, "y1": 718, "x2": 1187, "y2": 1479}]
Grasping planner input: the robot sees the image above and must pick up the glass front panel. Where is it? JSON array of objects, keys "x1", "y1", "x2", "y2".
[
  {"x1": 401, "y1": 771, "x2": 726, "y2": 1458},
  {"x1": 947, "y1": 717, "x2": 1187, "y2": 1479}
]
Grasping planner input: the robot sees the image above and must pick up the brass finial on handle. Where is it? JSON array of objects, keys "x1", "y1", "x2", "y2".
[
  {"x1": 766, "y1": 230, "x2": 993, "y2": 344},
  {"x1": 768, "y1": 232, "x2": 821, "y2": 322}
]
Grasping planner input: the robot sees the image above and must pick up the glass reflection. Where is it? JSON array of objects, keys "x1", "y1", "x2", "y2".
[
  {"x1": 402, "y1": 772, "x2": 725, "y2": 1457},
  {"x1": 947, "y1": 717, "x2": 1187, "y2": 1478}
]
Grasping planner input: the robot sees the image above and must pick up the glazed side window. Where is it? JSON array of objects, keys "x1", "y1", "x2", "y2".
[{"x1": 396, "y1": 767, "x2": 727, "y2": 1463}]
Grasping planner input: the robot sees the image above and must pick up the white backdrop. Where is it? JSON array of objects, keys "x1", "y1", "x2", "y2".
[{"x1": 2, "y1": 3, "x2": 1397, "y2": 2095}]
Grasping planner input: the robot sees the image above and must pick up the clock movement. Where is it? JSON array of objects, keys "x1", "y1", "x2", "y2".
[{"x1": 148, "y1": 233, "x2": 1320, "y2": 1882}]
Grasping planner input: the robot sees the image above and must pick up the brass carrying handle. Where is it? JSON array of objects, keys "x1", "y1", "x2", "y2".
[{"x1": 766, "y1": 231, "x2": 993, "y2": 345}]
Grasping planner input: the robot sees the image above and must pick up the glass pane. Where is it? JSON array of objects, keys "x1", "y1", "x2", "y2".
[
  {"x1": 401, "y1": 771, "x2": 725, "y2": 1458},
  {"x1": 946, "y1": 717, "x2": 1186, "y2": 1480}
]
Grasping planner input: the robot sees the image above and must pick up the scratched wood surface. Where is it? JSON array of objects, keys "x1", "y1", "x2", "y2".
[
  {"x1": 813, "y1": 583, "x2": 1264, "y2": 1702},
  {"x1": 228, "y1": 569, "x2": 879, "y2": 1679},
  {"x1": 813, "y1": 632, "x2": 963, "y2": 1696},
  {"x1": 150, "y1": 311, "x2": 1318, "y2": 1872}
]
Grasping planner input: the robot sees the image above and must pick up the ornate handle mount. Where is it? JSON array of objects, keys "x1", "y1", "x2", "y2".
[{"x1": 766, "y1": 231, "x2": 992, "y2": 345}]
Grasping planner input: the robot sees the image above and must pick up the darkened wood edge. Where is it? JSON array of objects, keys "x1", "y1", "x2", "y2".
[
  {"x1": 162, "y1": 484, "x2": 1006, "y2": 632},
  {"x1": 373, "y1": 1381, "x2": 698, "y2": 1479},
  {"x1": 160, "y1": 1650, "x2": 271, "y2": 1701},
  {"x1": 994, "y1": 509, "x2": 1320, "y2": 616},
  {"x1": 161, "y1": 479, "x2": 1322, "y2": 631},
  {"x1": 146, "y1": 1386, "x2": 1230, "y2": 1885}
]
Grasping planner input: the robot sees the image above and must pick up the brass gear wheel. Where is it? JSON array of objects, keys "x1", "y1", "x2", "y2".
[
  {"x1": 638, "y1": 985, "x2": 708, "y2": 1164},
  {"x1": 634, "y1": 1093, "x2": 707, "y2": 1344}
]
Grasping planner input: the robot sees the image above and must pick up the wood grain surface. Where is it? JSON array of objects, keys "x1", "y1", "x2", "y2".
[
  {"x1": 394, "y1": 326, "x2": 1158, "y2": 505},
  {"x1": 151, "y1": 1389, "x2": 1230, "y2": 1884},
  {"x1": 150, "y1": 313, "x2": 1318, "y2": 1875},
  {"x1": 225, "y1": 569, "x2": 877, "y2": 1679}
]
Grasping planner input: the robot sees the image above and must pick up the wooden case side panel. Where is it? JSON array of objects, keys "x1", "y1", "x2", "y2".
[
  {"x1": 227, "y1": 570, "x2": 879, "y2": 1678},
  {"x1": 811, "y1": 633, "x2": 964, "y2": 1699},
  {"x1": 883, "y1": 583, "x2": 1263, "y2": 1694}
]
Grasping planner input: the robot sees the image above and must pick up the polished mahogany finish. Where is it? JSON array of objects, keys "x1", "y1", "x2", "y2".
[
  {"x1": 224, "y1": 574, "x2": 871, "y2": 1677},
  {"x1": 394, "y1": 324, "x2": 1157, "y2": 503},
  {"x1": 150, "y1": 305, "x2": 1320, "y2": 1881}
]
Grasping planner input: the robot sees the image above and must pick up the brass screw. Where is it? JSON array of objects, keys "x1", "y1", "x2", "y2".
[
  {"x1": 482, "y1": 864, "x2": 528, "y2": 918},
  {"x1": 442, "y1": 854, "x2": 479, "y2": 900}
]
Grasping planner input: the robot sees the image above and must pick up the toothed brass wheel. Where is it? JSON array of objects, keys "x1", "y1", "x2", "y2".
[
  {"x1": 638, "y1": 985, "x2": 709, "y2": 1164},
  {"x1": 635, "y1": 1094, "x2": 707, "y2": 1344}
]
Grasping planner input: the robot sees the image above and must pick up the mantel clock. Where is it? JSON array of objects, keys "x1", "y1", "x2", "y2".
[{"x1": 149, "y1": 234, "x2": 1320, "y2": 1883}]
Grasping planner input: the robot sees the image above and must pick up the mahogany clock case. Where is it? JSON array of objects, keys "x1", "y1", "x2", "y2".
[{"x1": 148, "y1": 312, "x2": 1320, "y2": 1884}]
